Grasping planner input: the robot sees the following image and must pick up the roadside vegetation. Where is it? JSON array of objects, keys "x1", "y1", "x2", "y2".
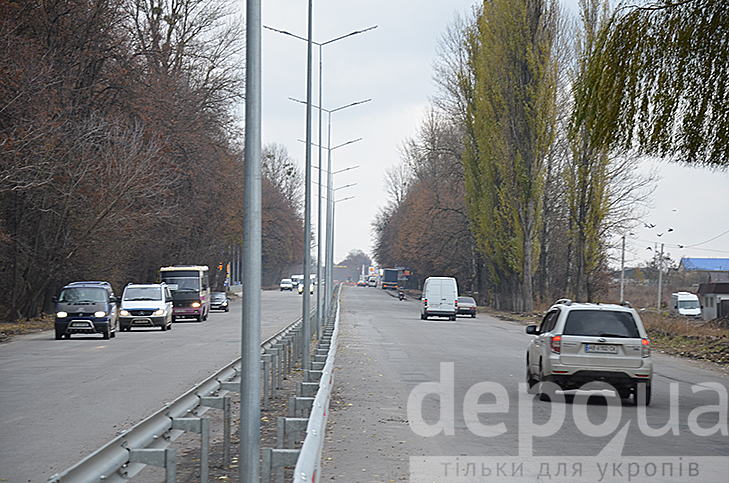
[
  {"x1": 372, "y1": 1, "x2": 727, "y2": 315},
  {"x1": 0, "y1": 0, "x2": 304, "y2": 322}
]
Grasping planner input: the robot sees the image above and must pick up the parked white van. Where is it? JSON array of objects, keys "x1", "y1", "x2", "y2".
[
  {"x1": 420, "y1": 277, "x2": 458, "y2": 320},
  {"x1": 669, "y1": 292, "x2": 702, "y2": 317}
]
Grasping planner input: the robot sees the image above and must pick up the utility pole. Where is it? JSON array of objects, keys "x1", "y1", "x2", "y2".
[
  {"x1": 657, "y1": 243, "x2": 664, "y2": 310},
  {"x1": 620, "y1": 235, "x2": 625, "y2": 303}
]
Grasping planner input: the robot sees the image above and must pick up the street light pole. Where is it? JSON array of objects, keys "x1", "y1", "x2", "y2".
[
  {"x1": 264, "y1": 25, "x2": 375, "y2": 338},
  {"x1": 241, "y1": 0, "x2": 261, "y2": 481},
  {"x1": 290, "y1": 97, "x2": 370, "y2": 319}
]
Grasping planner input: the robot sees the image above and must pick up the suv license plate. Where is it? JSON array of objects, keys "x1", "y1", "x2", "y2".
[
  {"x1": 585, "y1": 344, "x2": 617, "y2": 354},
  {"x1": 71, "y1": 322, "x2": 91, "y2": 327}
]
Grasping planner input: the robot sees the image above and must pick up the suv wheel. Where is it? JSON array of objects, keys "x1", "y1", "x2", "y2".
[
  {"x1": 102, "y1": 327, "x2": 110, "y2": 339},
  {"x1": 55, "y1": 329, "x2": 63, "y2": 340},
  {"x1": 634, "y1": 382, "x2": 652, "y2": 406},
  {"x1": 526, "y1": 359, "x2": 538, "y2": 393}
]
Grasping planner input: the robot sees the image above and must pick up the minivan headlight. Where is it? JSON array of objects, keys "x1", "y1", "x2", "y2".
[
  {"x1": 154, "y1": 308, "x2": 165, "y2": 316},
  {"x1": 95, "y1": 311, "x2": 107, "y2": 318},
  {"x1": 192, "y1": 302, "x2": 201, "y2": 308},
  {"x1": 120, "y1": 309, "x2": 130, "y2": 317},
  {"x1": 57, "y1": 311, "x2": 68, "y2": 318}
]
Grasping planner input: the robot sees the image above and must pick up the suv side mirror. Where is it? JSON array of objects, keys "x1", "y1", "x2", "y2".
[
  {"x1": 52, "y1": 296, "x2": 58, "y2": 304},
  {"x1": 526, "y1": 325, "x2": 539, "y2": 335}
]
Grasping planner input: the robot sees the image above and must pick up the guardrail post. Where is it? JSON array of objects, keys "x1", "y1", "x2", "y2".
[
  {"x1": 288, "y1": 396, "x2": 314, "y2": 418},
  {"x1": 261, "y1": 354, "x2": 272, "y2": 409},
  {"x1": 199, "y1": 395, "x2": 232, "y2": 470},
  {"x1": 261, "y1": 447, "x2": 300, "y2": 483},
  {"x1": 277, "y1": 417, "x2": 308, "y2": 449},
  {"x1": 128, "y1": 448, "x2": 176, "y2": 483},
  {"x1": 297, "y1": 381, "x2": 318, "y2": 397},
  {"x1": 171, "y1": 417, "x2": 210, "y2": 482}
]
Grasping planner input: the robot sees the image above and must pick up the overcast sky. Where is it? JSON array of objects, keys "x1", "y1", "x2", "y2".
[{"x1": 255, "y1": 0, "x2": 729, "y2": 270}]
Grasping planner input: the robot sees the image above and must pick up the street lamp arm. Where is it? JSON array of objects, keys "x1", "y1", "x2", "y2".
[
  {"x1": 331, "y1": 138, "x2": 362, "y2": 150},
  {"x1": 322, "y1": 25, "x2": 378, "y2": 46},
  {"x1": 331, "y1": 99, "x2": 372, "y2": 113},
  {"x1": 334, "y1": 183, "x2": 357, "y2": 191},
  {"x1": 263, "y1": 25, "x2": 311, "y2": 43},
  {"x1": 333, "y1": 165, "x2": 360, "y2": 175}
]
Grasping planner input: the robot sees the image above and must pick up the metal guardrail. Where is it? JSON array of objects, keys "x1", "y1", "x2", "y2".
[
  {"x1": 46, "y1": 305, "x2": 314, "y2": 483},
  {"x1": 292, "y1": 289, "x2": 339, "y2": 483},
  {"x1": 259, "y1": 283, "x2": 341, "y2": 483}
]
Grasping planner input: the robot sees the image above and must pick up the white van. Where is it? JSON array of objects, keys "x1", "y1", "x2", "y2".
[
  {"x1": 420, "y1": 277, "x2": 458, "y2": 320},
  {"x1": 669, "y1": 292, "x2": 701, "y2": 317}
]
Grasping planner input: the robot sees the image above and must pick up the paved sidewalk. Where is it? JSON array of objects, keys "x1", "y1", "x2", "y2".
[{"x1": 321, "y1": 300, "x2": 443, "y2": 482}]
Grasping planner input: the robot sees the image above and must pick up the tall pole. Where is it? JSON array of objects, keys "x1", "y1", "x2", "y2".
[
  {"x1": 316, "y1": 44, "x2": 324, "y2": 338},
  {"x1": 324, "y1": 114, "x2": 334, "y2": 312},
  {"x1": 302, "y1": 0, "x2": 313, "y2": 372},
  {"x1": 657, "y1": 243, "x2": 664, "y2": 310},
  {"x1": 241, "y1": 0, "x2": 261, "y2": 480},
  {"x1": 620, "y1": 235, "x2": 625, "y2": 303}
]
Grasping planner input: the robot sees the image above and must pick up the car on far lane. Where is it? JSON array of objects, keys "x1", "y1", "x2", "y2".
[
  {"x1": 280, "y1": 278, "x2": 294, "y2": 291},
  {"x1": 457, "y1": 296, "x2": 477, "y2": 317},
  {"x1": 210, "y1": 292, "x2": 229, "y2": 312}
]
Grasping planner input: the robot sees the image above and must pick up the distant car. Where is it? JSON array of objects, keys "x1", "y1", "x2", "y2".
[
  {"x1": 210, "y1": 292, "x2": 229, "y2": 312},
  {"x1": 119, "y1": 283, "x2": 173, "y2": 331},
  {"x1": 457, "y1": 296, "x2": 477, "y2": 317},
  {"x1": 367, "y1": 276, "x2": 378, "y2": 287},
  {"x1": 525, "y1": 299, "x2": 653, "y2": 405},
  {"x1": 298, "y1": 283, "x2": 314, "y2": 295},
  {"x1": 280, "y1": 278, "x2": 294, "y2": 291},
  {"x1": 356, "y1": 280, "x2": 367, "y2": 287}
]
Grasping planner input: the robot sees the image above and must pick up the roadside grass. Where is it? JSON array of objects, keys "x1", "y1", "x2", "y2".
[
  {"x1": 641, "y1": 312, "x2": 729, "y2": 365},
  {"x1": 0, "y1": 315, "x2": 54, "y2": 343}
]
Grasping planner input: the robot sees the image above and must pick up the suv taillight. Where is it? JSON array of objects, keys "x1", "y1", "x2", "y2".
[
  {"x1": 642, "y1": 338, "x2": 651, "y2": 358},
  {"x1": 550, "y1": 335, "x2": 561, "y2": 353}
]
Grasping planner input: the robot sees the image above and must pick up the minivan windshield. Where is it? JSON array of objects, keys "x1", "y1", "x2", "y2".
[
  {"x1": 123, "y1": 287, "x2": 162, "y2": 301},
  {"x1": 563, "y1": 310, "x2": 640, "y2": 338},
  {"x1": 679, "y1": 300, "x2": 700, "y2": 309},
  {"x1": 58, "y1": 287, "x2": 107, "y2": 303}
]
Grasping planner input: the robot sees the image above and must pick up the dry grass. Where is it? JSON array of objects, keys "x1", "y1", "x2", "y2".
[
  {"x1": 0, "y1": 315, "x2": 54, "y2": 343},
  {"x1": 640, "y1": 312, "x2": 729, "y2": 365}
]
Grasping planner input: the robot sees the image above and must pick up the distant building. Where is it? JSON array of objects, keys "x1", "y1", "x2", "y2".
[
  {"x1": 696, "y1": 282, "x2": 729, "y2": 321},
  {"x1": 678, "y1": 258, "x2": 729, "y2": 283}
]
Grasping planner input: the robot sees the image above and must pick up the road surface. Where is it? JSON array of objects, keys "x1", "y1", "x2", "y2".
[
  {"x1": 322, "y1": 285, "x2": 729, "y2": 482},
  {"x1": 0, "y1": 289, "x2": 305, "y2": 482}
]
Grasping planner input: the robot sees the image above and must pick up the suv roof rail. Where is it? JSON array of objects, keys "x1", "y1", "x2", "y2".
[
  {"x1": 554, "y1": 298, "x2": 572, "y2": 306},
  {"x1": 620, "y1": 300, "x2": 633, "y2": 308}
]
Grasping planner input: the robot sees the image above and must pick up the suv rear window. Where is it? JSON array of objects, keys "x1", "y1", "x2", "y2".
[{"x1": 563, "y1": 310, "x2": 640, "y2": 338}]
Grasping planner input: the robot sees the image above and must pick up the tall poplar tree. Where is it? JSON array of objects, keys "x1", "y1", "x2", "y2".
[
  {"x1": 464, "y1": 0, "x2": 558, "y2": 312},
  {"x1": 566, "y1": 0, "x2": 611, "y2": 301}
]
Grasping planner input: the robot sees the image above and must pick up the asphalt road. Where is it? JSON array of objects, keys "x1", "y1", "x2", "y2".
[
  {"x1": 322, "y1": 286, "x2": 729, "y2": 482},
  {"x1": 0, "y1": 288, "x2": 306, "y2": 482}
]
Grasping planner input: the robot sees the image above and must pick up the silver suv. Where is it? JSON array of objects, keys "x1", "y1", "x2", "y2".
[
  {"x1": 525, "y1": 299, "x2": 653, "y2": 405},
  {"x1": 119, "y1": 283, "x2": 173, "y2": 331}
]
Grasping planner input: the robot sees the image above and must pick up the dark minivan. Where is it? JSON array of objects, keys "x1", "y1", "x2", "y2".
[{"x1": 53, "y1": 281, "x2": 119, "y2": 339}]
